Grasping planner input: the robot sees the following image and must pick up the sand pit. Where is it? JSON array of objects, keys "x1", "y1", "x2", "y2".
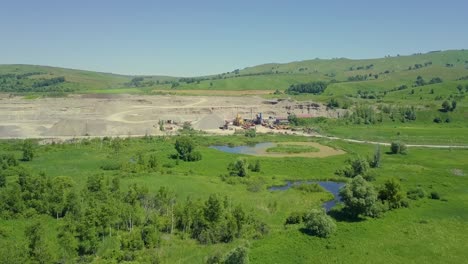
[{"x1": 0, "y1": 94, "x2": 344, "y2": 139}]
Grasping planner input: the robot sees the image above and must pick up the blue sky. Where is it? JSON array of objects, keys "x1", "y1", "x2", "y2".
[{"x1": 1, "y1": 0, "x2": 467, "y2": 76}]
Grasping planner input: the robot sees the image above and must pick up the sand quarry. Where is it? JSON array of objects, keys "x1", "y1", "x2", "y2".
[{"x1": 0, "y1": 94, "x2": 344, "y2": 139}]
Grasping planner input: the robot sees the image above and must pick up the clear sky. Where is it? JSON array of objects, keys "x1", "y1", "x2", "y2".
[{"x1": 1, "y1": 0, "x2": 467, "y2": 76}]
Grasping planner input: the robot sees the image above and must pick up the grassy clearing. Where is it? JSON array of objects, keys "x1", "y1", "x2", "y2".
[{"x1": 266, "y1": 143, "x2": 320, "y2": 154}]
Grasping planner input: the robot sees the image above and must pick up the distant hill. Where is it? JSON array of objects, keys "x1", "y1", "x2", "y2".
[{"x1": 1, "y1": 50, "x2": 468, "y2": 94}]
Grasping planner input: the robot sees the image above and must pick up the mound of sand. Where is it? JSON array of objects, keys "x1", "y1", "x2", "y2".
[
  {"x1": 44, "y1": 119, "x2": 107, "y2": 136},
  {"x1": 193, "y1": 114, "x2": 225, "y2": 130}
]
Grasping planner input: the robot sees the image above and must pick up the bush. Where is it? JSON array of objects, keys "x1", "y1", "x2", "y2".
[
  {"x1": 430, "y1": 191, "x2": 440, "y2": 200},
  {"x1": 303, "y1": 209, "x2": 337, "y2": 238},
  {"x1": 407, "y1": 187, "x2": 426, "y2": 200},
  {"x1": 284, "y1": 211, "x2": 303, "y2": 225},
  {"x1": 228, "y1": 159, "x2": 248, "y2": 177},
  {"x1": 223, "y1": 246, "x2": 249, "y2": 264},
  {"x1": 175, "y1": 137, "x2": 202, "y2": 162},
  {"x1": 337, "y1": 156, "x2": 369, "y2": 178},
  {"x1": 378, "y1": 178, "x2": 405, "y2": 209},
  {"x1": 100, "y1": 161, "x2": 121, "y2": 171},
  {"x1": 248, "y1": 160, "x2": 261, "y2": 172},
  {"x1": 292, "y1": 183, "x2": 324, "y2": 193},
  {"x1": 244, "y1": 129, "x2": 256, "y2": 138},
  {"x1": 390, "y1": 142, "x2": 407, "y2": 154},
  {"x1": 368, "y1": 201, "x2": 388, "y2": 218},
  {"x1": 187, "y1": 151, "x2": 202, "y2": 162},
  {"x1": 22, "y1": 140, "x2": 35, "y2": 161}
]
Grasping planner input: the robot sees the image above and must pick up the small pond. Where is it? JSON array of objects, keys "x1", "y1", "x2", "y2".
[
  {"x1": 209, "y1": 142, "x2": 275, "y2": 155},
  {"x1": 268, "y1": 181, "x2": 345, "y2": 212}
]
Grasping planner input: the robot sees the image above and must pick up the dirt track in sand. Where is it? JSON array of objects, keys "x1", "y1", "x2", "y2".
[{"x1": 0, "y1": 94, "x2": 343, "y2": 139}]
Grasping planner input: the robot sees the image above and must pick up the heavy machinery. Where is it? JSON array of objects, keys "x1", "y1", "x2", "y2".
[{"x1": 233, "y1": 113, "x2": 244, "y2": 126}]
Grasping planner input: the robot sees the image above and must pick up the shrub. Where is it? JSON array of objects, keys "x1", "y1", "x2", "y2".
[
  {"x1": 390, "y1": 142, "x2": 407, "y2": 154},
  {"x1": 187, "y1": 151, "x2": 202, "y2": 162},
  {"x1": 228, "y1": 159, "x2": 248, "y2": 177},
  {"x1": 292, "y1": 183, "x2": 324, "y2": 193},
  {"x1": 223, "y1": 246, "x2": 249, "y2": 264},
  {"x1": 303, "y1": 209, "x2": 337, "y2": 238},
  {"x1": 248, "y1": 160, "x2": 261, "y2": 172},
  {"x1": 175, "y1": 137, "x2": 202, "y2": 162},
  {"x1": 284, "y1": 211, "x2": 303, "y2": 225},
  {"x1": 378, "y1": 178, "x2": 405, "y2": 209},
  {"x1": 407, "y1": 187, "x2": 426, "y2": 200},
  {"x1": 430, "y1": 191, "x2": 440, "y2": 200},
  {"x1": 244, "y1": 129, "x2": 256, "y2": 138},
  {"x1": 100, "y1": 161, "x2": 121, "y2": 171},
  {"x1": 22, "y1": 140, "x2": 35, "y2": 161}
]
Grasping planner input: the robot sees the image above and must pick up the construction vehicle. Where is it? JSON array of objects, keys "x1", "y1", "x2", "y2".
[{"x1": 233, "y1": 113, "x2": 244, "y2": 126}]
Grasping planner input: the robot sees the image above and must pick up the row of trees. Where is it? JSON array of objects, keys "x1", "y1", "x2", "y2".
[
  {"x1": 414, "y1": 76, "x2": 442, "y2": 87},
  {"x1": 285, "y1": 81, "x2": 328, "y2": 94},
  {"x1": 0, "y1": 73, "x2": 72, "y2": 93}
]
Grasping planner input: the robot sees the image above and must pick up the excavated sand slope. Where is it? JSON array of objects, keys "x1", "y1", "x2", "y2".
[{"x1": 0, "y1": 94, "x2": 344, "y2": 138}]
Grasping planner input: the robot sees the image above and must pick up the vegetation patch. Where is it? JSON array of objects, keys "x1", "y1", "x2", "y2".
[{"x1": 266, "y1": 144, "x2": 319, "y2": 154}]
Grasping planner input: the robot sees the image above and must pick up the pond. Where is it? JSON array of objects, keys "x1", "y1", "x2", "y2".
[
  {"x1": 209, "y1": 142, "x2": 276, "y2": 155},
  {"x1": 268, "y1": 181, "x2": 345, "y2": 212}
]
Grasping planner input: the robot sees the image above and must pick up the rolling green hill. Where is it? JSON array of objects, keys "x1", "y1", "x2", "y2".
[{"x1": 1, "y1": 50, "x2": 468, "y2": 95}]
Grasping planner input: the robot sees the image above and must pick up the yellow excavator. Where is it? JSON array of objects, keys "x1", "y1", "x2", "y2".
[{"x1": 233, "y1": 113, "x2": 244, "y2": 126}]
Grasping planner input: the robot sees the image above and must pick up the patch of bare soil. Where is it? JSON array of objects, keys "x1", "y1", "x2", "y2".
[{"x1": 254, "y1": 142, "x2": 345, "y2": 158}]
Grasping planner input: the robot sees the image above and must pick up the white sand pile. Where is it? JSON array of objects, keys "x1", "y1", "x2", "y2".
[{"x1": 193, "y1": 114, "x2": 225, "y2": 130}]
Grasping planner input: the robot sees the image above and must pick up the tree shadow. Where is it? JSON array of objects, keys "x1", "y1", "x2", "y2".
[
  {"x1": 328, "y1": 209, "x2": 363, "y2": 223},
  {"x1": 299, "y1": 227, "x2": 316, "y2": 236}
]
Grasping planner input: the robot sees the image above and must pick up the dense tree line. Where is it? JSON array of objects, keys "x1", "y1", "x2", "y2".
[
  {"x1": 0, "y1": 73, "x2": 73, "y2": 93},
  {"x1": 285, "y1": 81, "x2": 328, "y2": 94}
]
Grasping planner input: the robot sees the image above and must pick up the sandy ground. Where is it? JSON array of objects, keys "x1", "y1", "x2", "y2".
[
  {"x1": 0, "y1": 94, "x2": 343, "y2": 139},
  {"x1": 249, "y1": 141, "x2": 345, "y2": 158}
]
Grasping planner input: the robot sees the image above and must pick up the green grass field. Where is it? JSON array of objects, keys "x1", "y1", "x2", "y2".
[{"x1": 1, "y1": 134, "x2": 467, "y2": 263}]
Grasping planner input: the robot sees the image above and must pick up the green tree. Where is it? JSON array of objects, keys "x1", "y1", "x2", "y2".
[
  {"x1": 370, "y1": 145, "x2": 381, "y2": 168},
  {"x1": 175, "y1": 137, "x2": 202, "y2": 161},
  {"x1": 0, "y1": 170, "x2": 6, "y2": 188},
  {"x1": 339, "y1": 176, "x2": 377, "y2": 218},
  {"x1": 338, "y1": 156, "x2": 369, "y2": 178},
  {"x1": 378, "y1": 178, "x2": 405, "y2": 209},
  {"x1": 441, "y1": 100, "x2": 451, "y2": 112},
  {"x1": 288, "y1": 113, "x2": 299, "y2": 126},
  {"x1": 303, "y1": 209, "x2": 337, "y2": 238},
  {"x1": 451, "y1": 100, "x2": 457, "y2": 111},
  {"x1": 204, "y1": 194, "x2": 223, "y2": 223},
  {"x1": 228, "y1": 159, "x2": 248, "y2": 177},
  {"x1": 25, "y1": 221, "x2": 56, "y2": 264},
  {"x1": 148, "y1": 154, "x2": 158, "y2": 170}
]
